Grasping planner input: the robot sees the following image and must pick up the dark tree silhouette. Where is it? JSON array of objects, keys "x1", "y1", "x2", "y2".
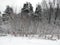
[
  {"x1": 2, "y1": 5, "x2": 13, "y2": 21},
  {"x1": 35, "y1": 4, "x2": 42, "y2": 21},
  {"x1": 54, "y1": 4, "x2": 59, "y2": 24},
  {"x1": 21, "y1": 2, "x2": 33, "y2": 13},
  {"x1": 48, "y1": 1, "x2": 53, "y2": 23},
  {"x1": 5, "y1": 5, "x2": 13, "y2": 14}
]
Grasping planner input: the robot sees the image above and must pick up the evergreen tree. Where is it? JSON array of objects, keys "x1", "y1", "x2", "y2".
[
  {"x1": 5, "y1": 5, "x2": 13, "y2": 14},
  {"x1": 21, "y1": 2, "x2": 33, "y2": 13},
  {"x1": 35, "y1": 4, "x2": 42, "y2": 21},
  {"x1": 35, "y1": 4, "x2": 42, "y2": 17},
  {"x1": 2, "y1": 5, "x2": 13, "y2": 21}
]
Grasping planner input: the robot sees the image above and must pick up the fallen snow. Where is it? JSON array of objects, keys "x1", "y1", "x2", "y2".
[{"x1": 0, "y1": 35, "x2": 60, "y2": 45}]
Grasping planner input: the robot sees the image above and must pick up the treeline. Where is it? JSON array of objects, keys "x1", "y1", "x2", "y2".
[
  {"x1": 2, "y1": 0, "x2": 60, "y2": 24},
  {"x1": 1, "y1": 0, "x2": 60, "y2": 38}
]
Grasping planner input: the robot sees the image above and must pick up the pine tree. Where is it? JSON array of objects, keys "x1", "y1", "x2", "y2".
[
  {"x1": 35, "y1": 4, "x2": 42, "y2": 18},
  {"x1": 21, "y1": 2, "x2": 33, "y2": 13},
  {"x1": 5, "y1": 5, "x2": 13, "y2": 14},
  {"x1": 2, "y1": 5, "x2": 13, "y2": 21}
]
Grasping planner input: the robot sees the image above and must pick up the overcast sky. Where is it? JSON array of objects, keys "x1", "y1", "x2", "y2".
[{"x1": 0, "y1": 0, "x2": 52, "y2": 13}]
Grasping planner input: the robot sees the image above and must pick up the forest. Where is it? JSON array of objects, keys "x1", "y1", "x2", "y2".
[{"x1": 0, "y1": 0, "x2": 60, "y2": 40}]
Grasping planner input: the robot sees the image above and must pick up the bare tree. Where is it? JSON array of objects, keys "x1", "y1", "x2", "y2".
[
  {"x1": 54, "y1": 3, "x2": 59, "y2": 24},
  {"x1": 48, "y1": 1, "x2": 53, "y2": 23},
  {"x1": 41, "y1": 0, "x2": 49, "y2": 23}
]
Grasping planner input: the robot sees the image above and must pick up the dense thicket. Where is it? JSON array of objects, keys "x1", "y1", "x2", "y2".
[{"x1": 1, "y1": 0, "x2": 60, "y2": 39}]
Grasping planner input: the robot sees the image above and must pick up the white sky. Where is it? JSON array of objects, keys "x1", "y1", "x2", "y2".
[
  {"x1": 0, "y1": 0, "x2": 52, "y2": 13},
  {"x1": 0, "y1": 0, "x2": 42, "y2": 13}
]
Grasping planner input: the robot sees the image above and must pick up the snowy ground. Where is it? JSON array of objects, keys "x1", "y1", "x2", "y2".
[{"x1": 0, "y1": 35, "x2": 60, "y2": 45}]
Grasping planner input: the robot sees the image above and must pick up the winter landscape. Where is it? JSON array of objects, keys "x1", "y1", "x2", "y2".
[{"x1": 0, "y1": 0, "x2": 60, "y2": 45}]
